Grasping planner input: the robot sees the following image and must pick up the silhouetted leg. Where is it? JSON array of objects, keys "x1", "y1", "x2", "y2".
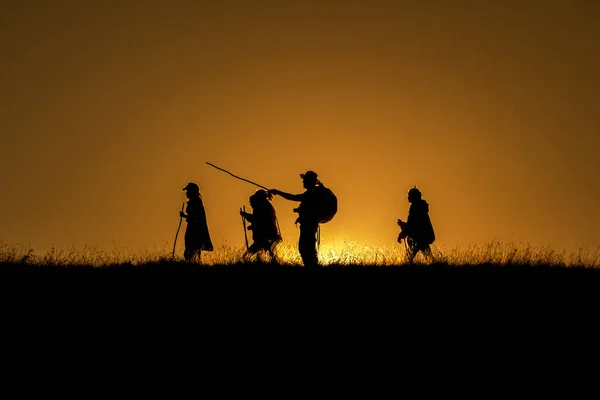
[
  {"x1": 405, "y1": 238, "x2": 418, "y2": 264},
  {"x1": 243, "y1": 243, "x2": 259, "y2": 262},
  {"x1": 257, "y1": 242, "x2": 274, "y2": 263},
  {"x1": 413, "y1": 243, "x2": 434, "y2": 263},
  {"x1": 184, "y1": 248, "x2": 201, "y2": 262},
  {"x1": 422, "y1": 245, "x2": 434, "y2": 262},
  {"x1": 268, "y1": 242, "x2": 279, "y2": 264},
  {"x1": 299, "y1": 223, "x2": 319, "y2": 268},
  {"x1": 184, "y1": 230, "x2": 202, "y2": 262},
  {"x1": 409, "y1": 247, "x2": 418, "y2": 265},
  {"x1": 257, "y1": 249, "x2": 269, "y2": 263}
]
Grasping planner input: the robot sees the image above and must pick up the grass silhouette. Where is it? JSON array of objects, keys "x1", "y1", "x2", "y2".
[
  {"x1": 1, "y1": 240, "x2": 598, "y2": 272},
  {"x1": 3, "y1": 240, "x2": 598, "y2": 314}
]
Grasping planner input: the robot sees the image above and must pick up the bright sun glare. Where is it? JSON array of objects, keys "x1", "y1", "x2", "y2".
[{"x1": 263, "y1": 241, "x2": 408, "y2": 266}]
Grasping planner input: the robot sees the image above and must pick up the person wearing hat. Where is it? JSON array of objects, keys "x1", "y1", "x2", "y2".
[
  {"x1": 397, "y1": 186, "x2": 435, "y2": 263},
  {"x1": 240, "y1": 189, "x2": 282, "y2": 261},
  {"x1": 270, "y1": 171, "x2": 322, "y2": 268},
  {"x1": 180, "y1": 182, "x2": 213, "y2": 261}
]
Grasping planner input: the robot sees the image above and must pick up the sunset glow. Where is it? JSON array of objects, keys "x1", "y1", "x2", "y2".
[{"x1": 1, "y1": 1, "x2": 598, "y2": 259}]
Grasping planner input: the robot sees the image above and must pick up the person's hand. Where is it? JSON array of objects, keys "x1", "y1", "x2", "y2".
[
  {"x1": 397, "y1": 219, "x2": 403, "y2": 226},
  {"x1": 269, "y1": 189, "x2": 280, "y2": 196},
  {"x1": 240, "y1": 210, "x2": 247, "y2": 218},
  {"x1": 180, "y1": 211, "x2": 185, "y2": 218}
]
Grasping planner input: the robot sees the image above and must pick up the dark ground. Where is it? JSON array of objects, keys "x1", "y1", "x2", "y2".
[
  {"x1": 2, "y1": 261, "x2": 598, "y2": 295},
  {"x1": 2, "y1": 261, "x2": 597, "y2": 343}
]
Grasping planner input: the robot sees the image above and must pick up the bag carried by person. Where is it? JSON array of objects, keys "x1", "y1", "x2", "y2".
[{"x1": 314, "y1": 185, "x2": 337, "y2": 224}]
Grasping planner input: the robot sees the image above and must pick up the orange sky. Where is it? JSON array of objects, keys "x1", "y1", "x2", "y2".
[{"x1": 1, "y1": 1, "x2": 599, "y2": 254}]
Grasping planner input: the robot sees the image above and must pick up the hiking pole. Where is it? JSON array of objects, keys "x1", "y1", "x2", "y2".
[
  {"x1": 241, "y1": 205, "x2": 249, "y2": 250},
  {"x1": 206, "y1": 162, "x2": 269, "y2": 190},
  {"x1": 172, "y1": 202, "x2": 185, "y2": 259}
]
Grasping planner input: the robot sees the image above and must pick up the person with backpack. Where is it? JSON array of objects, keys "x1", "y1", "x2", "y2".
[
  {"x1": 180, "y1": 182, "x2": 214, "y2": 262},
  {"x1": 270, "y1": 170, "x2": 336, "y2": 268},
  {"x1": 240, "y1": 189, "x2": 282, "y2": 261},
  {"x1": 397, "y1": 186, "x2": 435, "y2": 263}
]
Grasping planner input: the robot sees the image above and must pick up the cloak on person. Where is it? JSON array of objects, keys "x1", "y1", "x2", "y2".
[
  {"x1": 404, "y1": 199, "x2": 435, "y2": 245},
  {"x1": 185, "y1": 196, "x2": 214, "y2": 252},
  {"x1": 245, "y1": 190, "x2": 282, "y2": 249}
]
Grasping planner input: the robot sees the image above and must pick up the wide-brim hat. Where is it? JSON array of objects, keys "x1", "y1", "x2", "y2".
[{"x1": 300, "y1": 170, "x2": 318, "y2": 182}]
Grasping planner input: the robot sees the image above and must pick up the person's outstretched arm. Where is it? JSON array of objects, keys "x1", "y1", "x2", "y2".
[{"x1": 270, "y1": 189, "x2": 303, "y2": 202}]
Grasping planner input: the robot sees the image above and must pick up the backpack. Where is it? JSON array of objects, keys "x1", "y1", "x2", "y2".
[{"x1": 315, "y1": 185, "x2": 338, "y2": 224}]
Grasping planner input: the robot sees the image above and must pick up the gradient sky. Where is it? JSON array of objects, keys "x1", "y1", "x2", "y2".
[{"x1": 1, "y1": 1, "x2": 599, "y2": 253}]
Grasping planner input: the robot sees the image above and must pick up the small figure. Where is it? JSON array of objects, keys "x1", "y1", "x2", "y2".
[
  {"x1": 240, "y1": 189, "x2": 282, "y2": 261},
  {"x1": 180, "y1": 182, "x2": 213, "y2": 262},
  {"x1": 398, "y1": 186, "x2": 435, "y2": 263}
]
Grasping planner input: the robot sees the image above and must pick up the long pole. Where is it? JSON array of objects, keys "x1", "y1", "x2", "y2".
[
  {"x1": 172, "y1": 202, "x2": 185, "y2": 259},
  {"x1": 206, "y1": 162, "x2": 269, "y2": 190},
  {"x1": 241, "y1": 205, "x2": 249, "y2": 250}
]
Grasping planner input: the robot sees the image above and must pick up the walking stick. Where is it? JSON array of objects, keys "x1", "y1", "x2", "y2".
[
  {"x1": 172, "y1": 202, "x2": 185, "y2": 259},
  {"x1": 241, "y1": 205, "x2": 249, "y2": 250}
]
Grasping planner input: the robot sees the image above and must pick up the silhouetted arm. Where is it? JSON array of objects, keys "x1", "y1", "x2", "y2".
[
  {"x1": 270, "y1": 189, "x2": 303, "y2": 202},
  {"x1": 240, "y1": 211, "x2": 255, "y2": 223}
]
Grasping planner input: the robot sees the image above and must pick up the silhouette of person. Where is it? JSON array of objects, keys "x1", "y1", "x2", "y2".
[
  {"x1": 270, "y1": 170, "x2": 322, "y2": 268},
  {"x1": 397, "y1": 187, "x2": 435, "y2": 263},
  {"x1": 240, "y1": 189, "x2": 282, "y2": 261},
  {"x1": 180, "y1": 182, "x2": 213, "y2": 262}
]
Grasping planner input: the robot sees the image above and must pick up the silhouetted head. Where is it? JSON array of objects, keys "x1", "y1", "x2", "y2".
[
  {"x1": 300, "y1": 170, "x2": 319, "y2": 189},
  {"x1": 250, "y1": 189, "x2": 271, "y2": 207},
  {"x1": 183, "y1": 182, "x2": 200, "y2": 198},
  {"x1": 408, "y1": 186, "x2": 422, "y2": 203}
]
